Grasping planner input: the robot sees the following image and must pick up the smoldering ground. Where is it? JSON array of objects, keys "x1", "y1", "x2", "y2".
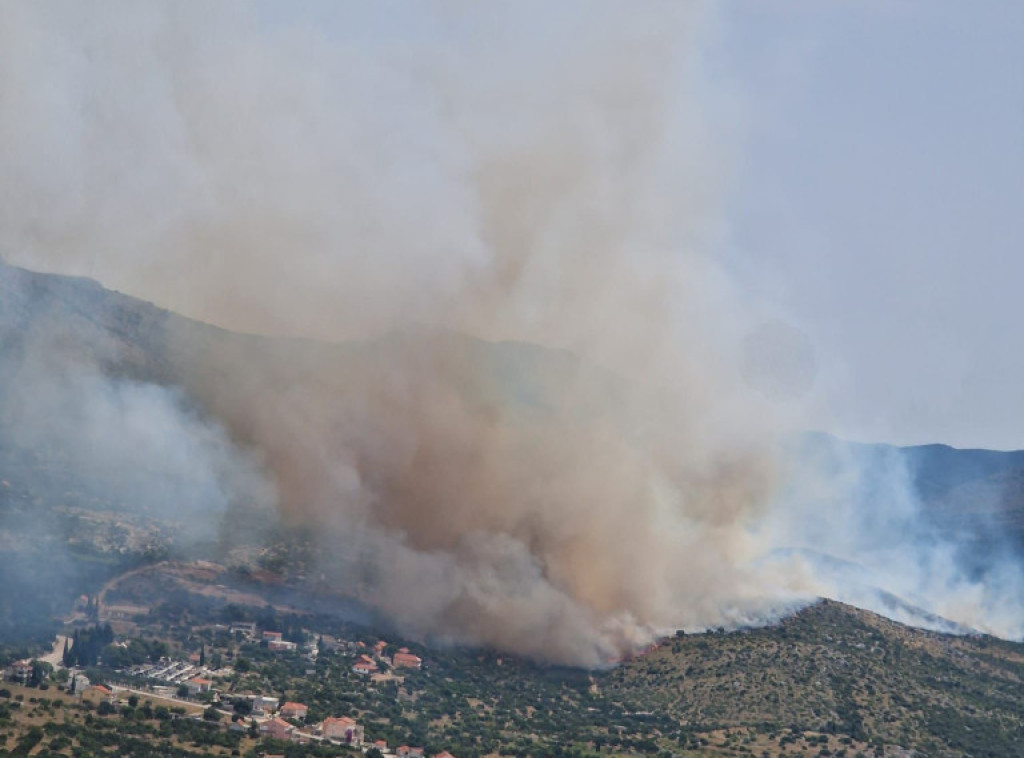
[{"x1": 1, "y1": 1, "x2": 1023, "y2": 665}]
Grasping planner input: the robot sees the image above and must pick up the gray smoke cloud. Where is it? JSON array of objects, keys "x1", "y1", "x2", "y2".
[
  {"x1": 0, "y1": 283, "x2": 277, "y2": 544},
  {"x1": 1, "y1": 1, "x2": 1023, "y2": 665},
  {"x1": 759, "y1": 436, "x2": 1024, "y2": 642}
]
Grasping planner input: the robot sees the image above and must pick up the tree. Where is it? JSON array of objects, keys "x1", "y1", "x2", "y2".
[
  {"x1": 203, "y1": 705, "x2": 222, "y2": 722},
  {"x1": 147, "y1": 640, "x2": 169, "y2": 662},
  {"x1": 62, "y1": 637, "x2": 71, "y2": 667},
  {"x1": 30, "y1": 660, "x2": 53, "y2": 686},
  {"x1": 200, "y1": 644, "x2": 206, "y2": 667}
]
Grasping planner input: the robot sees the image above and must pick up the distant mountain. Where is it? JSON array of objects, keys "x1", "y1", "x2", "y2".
[
  {"x1": 7, "y1": 256, "x2": 1022, "y2": 522},
  {"x1": 0, "y1": 256, "x2": 600, "y2": 431},
  {"x1": 796, "y1": 432, "x2": 1024, "y2": 571}
]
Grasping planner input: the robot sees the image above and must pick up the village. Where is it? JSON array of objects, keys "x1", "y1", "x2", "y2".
[{"x1": 4, "y1": 618, "x2": 442, "y2": 758}]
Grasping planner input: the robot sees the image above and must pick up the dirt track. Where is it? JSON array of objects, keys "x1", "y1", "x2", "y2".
[{"x1": 39, "y1": 635, "x2": 69, "y2": 669}]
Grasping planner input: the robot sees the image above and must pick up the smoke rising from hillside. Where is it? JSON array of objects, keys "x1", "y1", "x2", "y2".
[{"x1": 2, "y1": 1, "x2": 1024, "y2": 664}]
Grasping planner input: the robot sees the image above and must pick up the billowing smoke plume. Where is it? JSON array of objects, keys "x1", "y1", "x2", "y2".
[{"x1": 2, "y1": 1, "x2": 1023, "y2": 665}]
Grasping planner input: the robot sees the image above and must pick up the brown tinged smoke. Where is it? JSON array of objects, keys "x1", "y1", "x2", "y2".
[
  {"x1": 162, "y1": 310, "x2": 791, "y2": 665},
  {"x1": 1, "y1": 1, "x2": 816, "y2": 665}
]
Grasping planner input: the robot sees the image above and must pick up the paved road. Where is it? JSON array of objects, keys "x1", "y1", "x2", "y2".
[{"x1": 111, "y1": 685, "x2": 206, "y2": 714}]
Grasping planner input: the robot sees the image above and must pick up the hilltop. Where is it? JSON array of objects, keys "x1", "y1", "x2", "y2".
[{"x1": 607, "y1": 599, "x2": 1024, "y2": 756}]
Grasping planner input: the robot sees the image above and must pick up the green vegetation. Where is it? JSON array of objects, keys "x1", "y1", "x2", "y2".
[{"x1": 17, "y1": 592, "x2": 1015, "y2": 758}]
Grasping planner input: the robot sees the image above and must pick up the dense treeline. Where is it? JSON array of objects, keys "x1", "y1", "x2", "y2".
[{"x1": 63, "y1": 624, "x2": 114, "y2": 668}]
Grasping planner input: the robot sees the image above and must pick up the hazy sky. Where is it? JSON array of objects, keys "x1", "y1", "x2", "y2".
[
  {"x1": 716, "y1": 0, "x2": 1024, "y2": 449},
  {"x1": 247, "y1": 1, "x2": 1024, "y2": 450},
  {"x1": 2, "y1": 1, "x2": 1022, "y2": 450}
]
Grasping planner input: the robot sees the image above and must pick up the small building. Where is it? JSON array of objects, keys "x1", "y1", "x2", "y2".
[
  {"x1": 279, "y1": 701, "x2": 308, "y2": 720},
  {"x1": 5, "y1": 659, "x2": 32, "y2": 683},
  {"x1": 321, "y1": 716, "x2": 364, "y2": 745},
  {"x1": 247, "y1": 694, "x2": 279, "y2": 714},
  {"x1": 392, "y1": 651, "x2": 422, "y2": 670},
  {"x1": 259, "y1": 717, "x2": 294, "y2": 741},
  {"x1": 397, "y1": 747, "x2": 424, "y2": 758},
  {"x1": 353, "y1": 655, "x2": 378, "y2": 675},
  {"x1": 434, "y1": 752, "x2": 457, "y2": 758},
  {"x1": 262, "y1": 631, "x2": 283, "y2": 642},
  {"x1": 82, "y1": 684, "x2": 114, "y2": 705},
  {"x1": 184, "y1": 677, "x2": 212, "y2": 695},
  {"x1": 268, "y1": 639, "x2": 297, "y2": 652}
]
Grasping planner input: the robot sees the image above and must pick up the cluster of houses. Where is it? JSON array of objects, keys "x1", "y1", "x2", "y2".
[
  {"x1": 6, "y1": 625, "x2": 442, "y2": 756},
  {"x1": 258, "y1": 706, "x2": 366, "y2": 745},
  {"x1": 352, "y1": 641, "x2": 422, "y2": 677},
  {"x1": 64, "y1": 681, "x2": 372, "y2": 751},
  {"x1": 260, "y1": 630, "x2": 298, "y2": 652},
  {"x1": 227, "y1": 623, "x2": 305, "y2": 653}
]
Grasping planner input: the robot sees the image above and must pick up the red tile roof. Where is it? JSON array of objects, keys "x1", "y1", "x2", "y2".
[{"x1": 323, "y1": 716, "x2": 356, "y2": 727}]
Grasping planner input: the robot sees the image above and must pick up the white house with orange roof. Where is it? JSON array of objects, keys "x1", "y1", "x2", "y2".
[
  {"x1": 321, "y1": 716, "x2": 364, "y2": 745},
  {"x1": 353, "y1": 655, "x2": 378, "y2": 675},
  {"x1": 259, "y1": 717, "x2": 294, "y2": 741},
  {"x1": 279, "y1": 702, "x2": 308, "y2": 720},
  {"x1": 82, "y1": 685, "x2": 115, "y2": 706},
  {"x1": 392, "y1": 649, "x2": 422, "y2": 669},
  {"x1": 5, "y1": 659, "x2": 32, "y2": 683},
  {"x1": 184, "y1": 677, "x2": 212, "y2": 695}
]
